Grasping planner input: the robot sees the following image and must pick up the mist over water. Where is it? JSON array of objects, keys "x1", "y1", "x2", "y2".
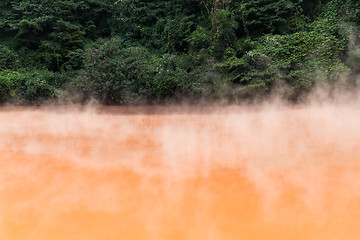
[{"x1": 1, "y1": 102, "x2": 360, "y2": 240}]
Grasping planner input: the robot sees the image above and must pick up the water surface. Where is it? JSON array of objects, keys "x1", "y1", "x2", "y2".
[{"x1": 1, "y1": 105, "x2": 360, "y2": 240}]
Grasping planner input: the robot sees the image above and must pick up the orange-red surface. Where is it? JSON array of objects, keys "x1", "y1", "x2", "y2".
[{"x1": 1, "y1": 105, "x2": 360, "y2": 240}]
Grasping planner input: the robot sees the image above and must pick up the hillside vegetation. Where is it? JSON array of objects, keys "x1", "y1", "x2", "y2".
[{"x1": 0, "y1": 0, "x2": 359, "y2": 104}]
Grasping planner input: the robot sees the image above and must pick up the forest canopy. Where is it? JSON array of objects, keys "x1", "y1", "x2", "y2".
[{"x1": 0, "y1": 0, "x2": 360, "y2": 104}]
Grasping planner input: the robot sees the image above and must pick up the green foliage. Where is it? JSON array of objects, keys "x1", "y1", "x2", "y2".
[
  {"x1": 15, "y1": 70, "x2": 62, "y2": 104},
  {"x1": 256, "y1": 31, "x2": 345, "y2": 67},
  {"x1": 190, "y1": 59, "x2": 231, "y2": 100},
  {"x1": 150, "y1": 54, "x2": 200, "y2": 99},
  {"x1": 188, "y1": 26, "x2": 213, "y2": 53},
  {"x1": 211, "y1": 9, "x2": 238, "y2": 57},
  {"x1": 0, "y1": 69, "x2": 64, "y2": 104},
  {"x1": 219, "y1": 29, "x2": 348, "y2": 95},
  {"x1": 163, "y1": 16, "x2": 196, "y2": 52},
  {"x1": 112, "y1": 0, "x2": 203, "y2": 53},
  {"x1": 81, "y1": 37, "x2": 153, "y2": 104},
  {"x1": 0, "y1": 0, "x2": 116, "y2": 71},
  {"x1": 234, "y1": 0, "x2": 303, "y2": 36},
  {"x1": 80, "y1": 37, "x2": 204, "y2": 103},
  {"x1": 0, "y1": 0, "x2": 360, "y2": 104},
  {"x1": 317, "y1": 0, "x2": 360, "y2": 24},
  {"x1": 0, "y1": 45, "x2": 17, "y2": 70},
  {"x1": 15, "y1": 17, "x2": 85, "y2": 71},
  {"x1": 0, "y1": 70, "x2": 20, "y2": 101}
]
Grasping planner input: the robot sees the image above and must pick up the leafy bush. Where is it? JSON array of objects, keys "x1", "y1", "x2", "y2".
[
  {"x1": 150, "y1": 54, "x2": 200, "y2": 100},
  {"x1": 163, "y1": 16, "x2": 196, "y2": 52},
  {"x1": 0, "y1": 69, "x2": 64, "y2": 104},
  {"x1": 190, "y1": 59, "x2": 232, "y2": 100},
  {"x1": 218, "y1": 28, "x2": 349, "y2": 100},
  {"x1": 260, "y1": 31, "x2": 346, "y2": 82},
  {"x1": 1, "y1": 0, "x2": 116, "y2": 71},
  {"x1": 81, "y1": 38, "x2": 205, "y2": 103},
  {"x1": 81, "y1": 37, "x2": 154, "y2": 104},
  {"x1": 112, "y1": 0, "x2": 203, "y2": 53},
  {"x1": 0, "y1": 70, "x2": 20, "y2": 101},
  {"x1": 211, "y1": 9, "x2": 238, "y2": 57},
  {"x1": 187, "y1": 26, "x2": 213, "y2": 53},
  {"x1": 0, "y1": 45, "x2": 17, "y2": 70},
  {"x1": 15, "y1": 70, "x2": 63, "y2": 104},
  {"x1": 234, "y1": 0, "x2": 303, "y2": 36}
]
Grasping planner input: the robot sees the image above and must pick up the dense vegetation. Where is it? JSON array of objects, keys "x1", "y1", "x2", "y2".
[{"x1": 0, "y1": 0, "x2": 360, "y2": 104}]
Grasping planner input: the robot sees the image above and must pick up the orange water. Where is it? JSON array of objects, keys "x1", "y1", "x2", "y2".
[{"x1": 1, "y1": 105, "x2": 360, "y2": 240}]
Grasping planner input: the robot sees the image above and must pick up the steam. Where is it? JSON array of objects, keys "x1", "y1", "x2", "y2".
[{"x1": 1, "y1": 102, "x2": 360, "y2": 239}]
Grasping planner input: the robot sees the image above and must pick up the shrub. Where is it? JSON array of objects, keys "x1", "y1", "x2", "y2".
[
  {"x1": 187, "y1": 26, "x2": 213, "y2": 53},
  {"x1": 219, "y1": 30, "x2": 348, "y2": 96},
  {"x1": 163, "y1": 16, "x2": 196, "y2": 52},
  {"x1": 0, "y1": 70, "x2": 20, "y2": 102},
  {"x1": 81, "y1": 37, "x2": 208, "y2": 103},
  {"x1": 211, "y1": 9, "x2": 238, "y2": 57},
  {"x1": 81, "y1": 37, "x2": 154, "y2": 104},
  {"x1": 15, "y1": 70, "x2": 63, "y2": 104},
  {"x1": 0, "y1": 69, "x2": 64, "y2": 104},
  {"x1": 0, "y1": 45, "x2": 17, "y2": 70},
  {"x1": 150, "y1": 54, "x2": 198, "y2": 99}
]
